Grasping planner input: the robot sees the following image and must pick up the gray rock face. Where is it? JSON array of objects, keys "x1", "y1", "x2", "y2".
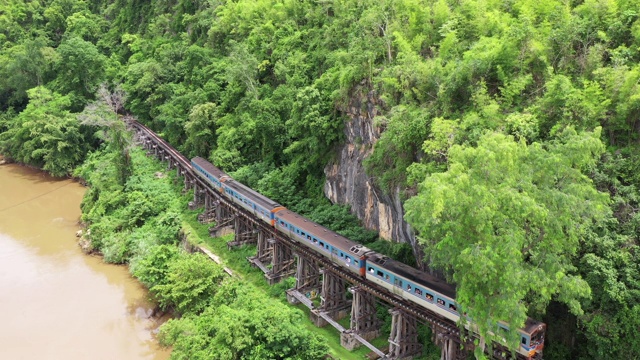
[{"x1": 323, "y1": 90, "x2": 420, "y2": 256}]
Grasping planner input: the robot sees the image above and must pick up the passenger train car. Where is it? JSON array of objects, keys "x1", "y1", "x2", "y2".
[
  {"x1": 190, "y1": 156, "x2": 546, "y2": 359},
  {"x1": 366, "y1": 253, "x2": 546, "y2": 358},
  {"x1": 274, "y1": 210, "x2": 373, "y2": 276},
  {"x1": 192, "y1": 157, "x2": 285, "y2": 224}
]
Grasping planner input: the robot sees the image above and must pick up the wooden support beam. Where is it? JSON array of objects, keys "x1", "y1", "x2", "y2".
[
  {"x1": 294, "y1": 254, "x2": 321, "y2": 296},
  {"x1": 388, "y1": 308, "x2": 422, "y2": 359}
]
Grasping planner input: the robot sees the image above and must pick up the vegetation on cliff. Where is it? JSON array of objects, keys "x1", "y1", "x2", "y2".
[{"x1": 1, "y1": 0, "x2": 639, "y2": 358}]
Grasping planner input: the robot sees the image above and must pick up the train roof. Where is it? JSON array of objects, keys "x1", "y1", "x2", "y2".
[
  {"x1": 192, "y1": 157, "x2": 229, "y2": 180},
  {"x1": 224, "y1": 179, "x2": 283, "y2": 210},
  {"x1": 275, "y1": 210, "x2": 370, "y2": 255},
  {"x1": 192, "y1": 157, "x2": 282, "y2": 210},
  {"x1": 522, "y1": 318, "x2": 546, "y2": 335},
  {"x1": 368, "y1": 252, "x2": 457, "y2": 299}
]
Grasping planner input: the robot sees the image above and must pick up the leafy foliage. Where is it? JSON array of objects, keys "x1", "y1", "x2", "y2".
[
  {"x1": 405, "y1": 128, "x2": 609, "y2": 350},
  {"x1": 0, "y1": 87, "x2": 91, "y2": 176},
  {"x1": 159, "y1": 280, "x2": 328, "y2": 360},
  {"x1": 151, "y1": 252, "x2": 226, "y2": 314}
]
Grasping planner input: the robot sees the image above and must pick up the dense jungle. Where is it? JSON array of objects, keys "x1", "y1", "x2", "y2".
[{"x1": 1, "y1": 0, "x2": 639, "y2": 359}]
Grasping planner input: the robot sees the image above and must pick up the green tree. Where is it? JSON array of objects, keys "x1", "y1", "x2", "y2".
[
  {"x1": 131, "y1": 245, "x2": 181, "y2": 288},
  {"x1": 0, "y1": 36, "x2": 57, "y2": 108},
  {"x1": 405, "y1": 128, "x2": 609, "y2": 352},
  {"x1": 159, "y1": 280, "x2": 328, "y2": 360},
  {"x1": 183, "y1": 102, "x2": 218, "y2": 158},
  {"x1": 151, "y1": 252, "x2": 226, "y2": 314},
  {"x1": 53, "y1": 35, "x2": 107, "y2": 109},
  {"x1": 78, "y1": 84, "x2": 132, "y2": 185},
  {"x1": 0, "y1": 86, "x2": 89, "y2": 176}
]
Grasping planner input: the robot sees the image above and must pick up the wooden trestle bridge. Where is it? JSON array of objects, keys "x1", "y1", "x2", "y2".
[{"x1": 127, "y1": 119, "x2": 519, "y2": 360}]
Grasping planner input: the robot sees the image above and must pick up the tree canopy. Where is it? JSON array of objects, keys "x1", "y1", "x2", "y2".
[{"x1": 405, "y1": 128, "x2": 609, "y2": 349}]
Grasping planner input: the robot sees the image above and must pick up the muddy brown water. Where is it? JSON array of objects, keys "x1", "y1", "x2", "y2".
[{"x1": 0, "y1": 163, "x2": 171, "y2": 360}]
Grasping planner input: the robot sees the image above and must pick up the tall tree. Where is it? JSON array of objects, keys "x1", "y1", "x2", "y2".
[
  {"x1": 78, "y1": 84, "x2": 132, "y2": 185},
  {"x1": 0, "y1": 36, "x2": 57, "y2": 108},
  {"x1": 0, "y1": 86, "x2": 89, "y2": 176},
  {"x1": 405, "y1": 128, "x2": 609, "y2": 352},
  {"x1": 53, "y1": 35, "x2": 107, "y2": 109}
]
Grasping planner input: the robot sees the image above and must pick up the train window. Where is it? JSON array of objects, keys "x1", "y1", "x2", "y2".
[
  {"x1": 406, "y1": 284, "x2": 411, "y2": 291},
  {"x1": 394, "y1": 278, "x2": 403, "y2": 287},
  {"x1": 437, "y1": 299, "x2": 445, "y2": 306},
  {"x1": 377, "y1": 270, "x2": 384, "y2": 277},
  {"x1": 301, "y1": 232, "x2": 306, "y2": 237},
  {"x1": 354, "y1": 260, "x2": 359, "y2": 266},
  {"x1": 385, "y1": 274, "x2": 389, "y2": 281},
  {"x1": 340, "y1": 253, "x2": 344, "y2": 258},
  {"x1": 319, "y1": 241, "x2": 324, "y2": 247},
  {"x1": 368, "y1": 267, "x2": 375, "y2": 273},
  {"x1": 521, "y1": 337, "x2": 527, "y2": 345},
  {"x1": 426, "y1": 294, "x2": 434, "y2": 301},
  {"x1": 414, "y1": 288, "x2": 422, "y2": 296},
  {"x1": 307, "y1": 235, "x2": 311, "y2": 240},
  {"x1": 313, "y1": 238, "x2": 318, "y2": 244},
  {"x1": 449, "y1": 304, "x2": 457, "y2": 312}
]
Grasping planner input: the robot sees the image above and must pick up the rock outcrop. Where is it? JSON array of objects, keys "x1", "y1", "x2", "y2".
[{"x1": 324, "y1": 89, "x2": 421, "y2": 260}]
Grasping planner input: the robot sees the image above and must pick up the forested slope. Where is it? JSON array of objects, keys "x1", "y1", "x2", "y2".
[{"x1": 1, "y1": 0, "x2": 639, "y2": 358}]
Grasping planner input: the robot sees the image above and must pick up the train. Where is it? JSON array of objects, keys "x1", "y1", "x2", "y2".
[{"x1": 191, "y1": 156, "x2": 546, "y2": 359}]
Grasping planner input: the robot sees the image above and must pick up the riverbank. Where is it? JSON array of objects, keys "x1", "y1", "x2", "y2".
[{"x1": 0, "y1": 163, "x2": 170, "y2": 360}]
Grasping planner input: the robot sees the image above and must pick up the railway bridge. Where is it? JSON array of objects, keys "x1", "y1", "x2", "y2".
[{"x1": 126, "y1": 119, "x2": 519, "y2": 360}]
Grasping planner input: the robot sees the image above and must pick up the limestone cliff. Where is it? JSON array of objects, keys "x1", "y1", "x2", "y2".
[{"x1": 323, "y1": 89, "x2": 422, "y2": 263}]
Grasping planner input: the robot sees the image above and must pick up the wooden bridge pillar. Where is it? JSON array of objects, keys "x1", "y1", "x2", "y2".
[
  {"x1": 340, "y1": 286, "x2": 381, "y2": 350},
  {"x1": 182, "y1": 169, "x2": 193, "y2": 191},
  {"x1": 167, "y1": 155, "x2": 174, "y2": 170},
  {"x1": 254, "y1": 231, "x2": 273, "y2": 264},
  {"x1": 310, "y1": 269, "x2": 350, "y2": 327},
  {"x1": 387, "y1": 308, "x2": 423, "y2": 359},
  {"x1": 209, "y1": 203, "x2": 235, "y2": 237},
  {"x1": 227, "y1": 215, "x2": 258, "y2": 248},
  {"x1": 267, "y1": 238, "x2": 296, "y2": 284},
  {"x1": 249, "y1": 236, "x2": 296, "y2": 285},
  {"x1": 248, "y1": 231, "x2": 274, "y2": 281},
  {"x1": 435, "y1": 332, "x2": 467, "y2": 360},
  {"x1": 294, "y1": 255, "x2": 321, "y2": 298},
  {"x1": 189, "y1": 182, "x2": 205, "y2": 210},
  {"x1": 196, "y1": 196, "x2": 217, "y2": 223}
]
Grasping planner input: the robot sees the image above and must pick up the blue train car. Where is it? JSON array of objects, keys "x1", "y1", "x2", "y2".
[
  {"x1": 191, "y1": 156, "x2": 230, "y2": 191},
  {"x1": 223, "y1": 179, "x2": 284, "y2": 225},
  {"x1": 191, "y1": 157, "x2": 284, "y2": 225},
  {"x1": 274, "y1": 210, "x2": 372, "y2": 275},
  {"x1": 366, "y1": 252, "x2": 545, "y2": 359}
]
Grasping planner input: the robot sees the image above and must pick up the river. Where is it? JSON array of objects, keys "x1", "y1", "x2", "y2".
[{"x1": 0, "y1": 163, "x2": 171, "y2": 360}]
